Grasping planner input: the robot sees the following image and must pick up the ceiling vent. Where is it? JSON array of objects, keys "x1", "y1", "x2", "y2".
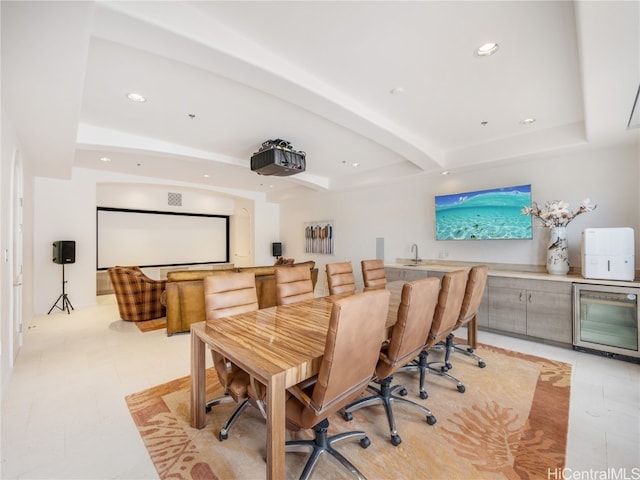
[{"x1": 250, "y1": 139, "x2": 306, "y2": 176}]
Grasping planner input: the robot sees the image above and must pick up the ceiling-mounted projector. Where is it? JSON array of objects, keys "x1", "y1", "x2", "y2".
[{"x1": 250, "y1": 139, "x2": 306, "y2": 176}]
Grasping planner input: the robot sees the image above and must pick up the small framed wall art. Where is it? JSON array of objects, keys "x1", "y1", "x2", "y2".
[{"x1": 304, "y1": 221, "x2": 334, "y2": 254}]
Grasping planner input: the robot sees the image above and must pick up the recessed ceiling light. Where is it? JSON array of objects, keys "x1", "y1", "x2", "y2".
[
  {"x1": 352, "y1": 163, "x2": 360, "y2": 167},
  {"x1": 520, "y1": 118, "x2": 536, "y2": 125},
  {"x1": 99, "y1": 156, "x2": 111, "y2": 162},
  {"x1": 203, "y1": 174, "x2": 210, "y2": 178},
  {"x1": 126, "y1": 92, "x2": 146, "y2": 102},
  {"x1": 441, "y1": 171, "x2": 451, "y2": 176},
  {"x1": 475, "y1": 42, "x2": 499, "y2": 57}
]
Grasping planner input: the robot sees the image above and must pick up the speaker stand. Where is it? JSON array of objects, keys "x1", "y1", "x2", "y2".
[{"x1": 48, "y1": 264, "x2": 74, "y2": 315}]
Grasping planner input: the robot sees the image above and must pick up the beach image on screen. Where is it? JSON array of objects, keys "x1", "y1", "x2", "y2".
[{"x1": 435, "y1": 184, "x2": 533, "y2": 240}]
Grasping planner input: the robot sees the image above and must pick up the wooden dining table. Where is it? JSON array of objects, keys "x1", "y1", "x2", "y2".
[{"x1": 189, "y1": 279, "x2": 475, "y2": 479}]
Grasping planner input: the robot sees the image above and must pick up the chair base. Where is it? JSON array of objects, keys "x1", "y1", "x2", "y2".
[
  {"x1": 286, "y1": 418, "x2": 370, "y2": 480},
  {"x1": 206, "y1": 395, "x2": 251, "y2": 441},
  {"x1": 401, "y1": 349, "x2": 466, "y2": 399},
  {"x1": 452, "y1": 343, "x2": 487, "y2": 368},
  {"x1": 343, "y1": 376, "x2": 436, "y2": 446}
]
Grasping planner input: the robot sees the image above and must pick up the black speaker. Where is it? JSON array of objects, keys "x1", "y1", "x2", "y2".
[
  {"x1": 53, "y1": 241, "x2": 75, "y2": 264},
  {"x1": 272, "y1": 242, "x2": 282, "y2": 257}
]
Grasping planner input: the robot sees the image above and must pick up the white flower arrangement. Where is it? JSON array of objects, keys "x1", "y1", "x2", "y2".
[{"x1": 521, "y1": 199, "x2": 597, "y2": 228}]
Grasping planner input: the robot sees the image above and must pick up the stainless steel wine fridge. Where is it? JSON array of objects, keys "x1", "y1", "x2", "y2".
[{"x1": 573, "y1": 283, "x2": 640, "y2": 362}]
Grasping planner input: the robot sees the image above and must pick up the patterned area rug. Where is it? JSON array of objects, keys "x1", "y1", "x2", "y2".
[
  {"x1": 125, "y1": 344, "x2": 571, "y2": 479},
  {"x1": 134, "y1": 317, "x2": 167, "y2": 333}
]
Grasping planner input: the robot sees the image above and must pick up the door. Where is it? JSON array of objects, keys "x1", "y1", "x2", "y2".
[{"x1": 11, "y1": 149, "x2": 24, "y2": 364}]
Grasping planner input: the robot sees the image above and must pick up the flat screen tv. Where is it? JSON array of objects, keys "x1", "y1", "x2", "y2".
[{"x1": 435, "y1": 184, "x2": 533, "y2": 240}]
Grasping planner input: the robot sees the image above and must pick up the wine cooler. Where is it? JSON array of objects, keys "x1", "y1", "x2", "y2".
[{"x1": 573, "y1": 283, "x2": 640, "y2": 362}]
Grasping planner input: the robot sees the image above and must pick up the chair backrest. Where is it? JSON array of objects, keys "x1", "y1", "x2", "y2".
[
  {"x1": 326, "y1": 261, "x2": 356, "y2": 295},
  {"x1": 204, "y1": 272, "x2": 259, "y2": 388},
  {"x1": 304, "y1": 290, "x2": 390, "y2": 423},
  {"x1": 376, "y1": 277, "x2": 440, "y2": 379},
  {"x1": 361, "y1": 259, "x2": 387, "y2": 291},
  {"x1": 427, "y1": 269, "x2": 468, "y2": 346},
  {"x1": 456, "y1": 265, "x2": 489, "y2": 329},
  {"x1": 204, "y1": 271, "x2": 259, "y2": 320},
  {"x1": 275, "y1": 264, "x2": 314, "y2": 305}
]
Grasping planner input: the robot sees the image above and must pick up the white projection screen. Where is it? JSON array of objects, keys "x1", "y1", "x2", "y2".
[{"x1": 97, "y1": 208, "x2": 229, "y2": 269}]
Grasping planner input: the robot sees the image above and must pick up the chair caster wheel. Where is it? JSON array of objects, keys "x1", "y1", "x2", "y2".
[
  {"x1": 205, "y1": 405, "x2": 212, "y2": 413},
  {"x1": 467, "y1": 347, "x2": 475, "y2": 353},
  {"x1": 426, "y1": 415, "x2": 437, "y2": 425},
  {"x1": 420, "y1": 391, "x2": 428, "y2": 400},
  {"x1": 457, "y1": 384, "x2": 466, "y2": 393},
  {"x1": 399, "y1": 388, "x2": 408, "y2": 397},
  {"x1": 360, "y1": 436, "x2": 371, "y2": 449},
  {"x1": 440, "y1": 365, "x2": 448, "y2": 372},
  {"x1": 479, "y1": 361, "x2": 487, "y2": 368},
  {"x1": 446, "y1": 362, "x2": 453, "y2": 370},
  {"x1": 218, "y1": 431, "x2": 228, "y2": 441},
  {"x1": 344, "y1": 411, "x2": 353, "y2": 421},
  {"x1": 391, "y1": 435, "x2": 402, "y2": 446}
]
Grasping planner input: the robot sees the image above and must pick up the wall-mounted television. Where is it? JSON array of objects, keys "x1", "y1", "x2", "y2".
[{"x1": 435, "y1": 184, "x2": 533, "y2": 240}]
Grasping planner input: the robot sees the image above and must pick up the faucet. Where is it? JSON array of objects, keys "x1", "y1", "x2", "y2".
[{"x1": 411, "y1": 244, "x2": 420, "y2": 264}]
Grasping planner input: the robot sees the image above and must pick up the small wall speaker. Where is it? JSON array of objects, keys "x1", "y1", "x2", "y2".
[
  {"x1": 272, "y1": 242, "x2": 282, "y2": 257},
  {"x1": 53, "y1": 240, "x2": 76, "y2": 264}
]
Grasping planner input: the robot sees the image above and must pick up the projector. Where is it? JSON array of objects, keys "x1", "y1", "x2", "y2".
[{"x1": 250, "y1": 139, "x2": 306, "y2": 176}]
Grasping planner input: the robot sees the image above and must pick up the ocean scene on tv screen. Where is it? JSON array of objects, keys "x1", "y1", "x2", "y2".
[{"x1": 435, "y1": 184, "x2": 533, "y2": 240}]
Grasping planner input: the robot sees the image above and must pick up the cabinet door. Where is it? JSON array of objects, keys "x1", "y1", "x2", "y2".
[
  {"x1": 403, "y1": 269, "x2": 429, "y2": 281},
  {"x1": 488, "y1": 287, "x2": 527, "y2": 334},
  {"x1": 384, "y1": 268, "x2": 405, "y2": 282},
  {"x1": 526, "y1": 290, "x2": 572, "y2": 343},
  {"x1": 477, "y1": 286, "x2": 489, "y2": 328}
]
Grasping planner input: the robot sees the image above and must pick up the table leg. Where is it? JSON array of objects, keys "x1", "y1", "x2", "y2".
[
  {"x1": 190, "y1": 328, "x2": 206, "y2": 429},
  {"x1": 265, "y1": 371, "x2": 286, "y2": 480},
  {"x1": 468, "y1": 314, "x2": 478, "y2": 349}
]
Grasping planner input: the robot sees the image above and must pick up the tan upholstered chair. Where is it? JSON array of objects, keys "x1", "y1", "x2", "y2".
[
  {"x1": 203, "y1": 272, "x2": 264, "y2": 441},
  {"x1": 344, "y1": 277, "x2": 440, "y2": 446},
  {"x1": 401, "y1": 269, "x2": 468, "y2": 399},
  {"x1": 449, "y1": 265, "x2": 489, "y2": 369},
  {"x1": 275, "y1": 264, "x2": 315, "y2": 305},
  {"x1": 107, "y1": 266, "x2": 166, "y2": 321},
  {"x1": 361, "y1": 259, "x2": 387, "y2": 291},
  {"x1": 284, "y1": 289, "x2": 390, "y2": 479},
  {"x1": 325, "y1": 261, "x2": 356, "y2": 295}
]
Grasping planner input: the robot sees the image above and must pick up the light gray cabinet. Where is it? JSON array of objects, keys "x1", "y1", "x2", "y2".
[{"x1": 488, "y1": 277, "x2": 572, "y2": 343}]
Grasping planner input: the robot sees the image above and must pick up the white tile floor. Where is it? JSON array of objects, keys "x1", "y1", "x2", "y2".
[{"x1": 1, "y1": 295, "x2": 639, "y2": 479}]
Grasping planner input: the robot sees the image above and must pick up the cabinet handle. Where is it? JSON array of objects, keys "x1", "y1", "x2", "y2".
[
  {"x1": 519, "y1": 292, "x2": 523, "y2": 302},
  {"x1": 528, "y1": 293, "x2": 532, "y2": 303}
]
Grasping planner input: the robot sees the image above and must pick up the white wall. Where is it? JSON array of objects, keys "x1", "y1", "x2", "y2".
[
  {"x1": 280, "y1": 145, "x2": 640, "y2": 294},
  {"x1": 33, "y1": 168, "x2": 279, "y2": 314}
]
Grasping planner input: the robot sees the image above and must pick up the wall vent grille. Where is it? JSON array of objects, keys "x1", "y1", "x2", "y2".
[{"x1": 168, "y1": 192, "x2": 182, "y2": 206}]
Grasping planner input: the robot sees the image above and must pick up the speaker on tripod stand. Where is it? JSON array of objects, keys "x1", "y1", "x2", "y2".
[{"x1": 48, "y1": 241, "x2": 75, "y2": 314}]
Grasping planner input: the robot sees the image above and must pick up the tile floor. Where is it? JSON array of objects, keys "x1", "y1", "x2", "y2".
[{"x1": 1, "y1": 294, "x2": 639, "y2": 479}]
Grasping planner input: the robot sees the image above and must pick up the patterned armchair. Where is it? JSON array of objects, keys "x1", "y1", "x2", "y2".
[{"x1": 108, "y1": 266, "x2": 167, "y2": 321}]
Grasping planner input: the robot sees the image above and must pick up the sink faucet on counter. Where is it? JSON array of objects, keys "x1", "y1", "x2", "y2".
[{"x1": 411, "y1": 244, "x2": 420, "y2": 264}]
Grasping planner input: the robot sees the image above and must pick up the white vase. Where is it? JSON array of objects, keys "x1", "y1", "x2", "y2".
[{"x1": 547, "y1": 226, "x2": 570, "y2": 275}]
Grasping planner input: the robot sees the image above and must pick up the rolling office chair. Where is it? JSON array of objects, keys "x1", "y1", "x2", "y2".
[
  {"x1": 275, "y1": 264, "x2": 315, "y2": 305},
  {"x1": 448, "y1": 265, "x2": 489, "y2": 369},
  {"x1": 325, "y1": 261, "x2": 356, "y2": 295},
  {"x1": 361, "y1": 259, "x2": 387, "y2": 291},
  {"x1": 203, "y1": 272, "x2": 265, "y2": 441},
  {"x1": 343, "y1": 277, "x2": 440, "y2": 446},
  {"x1": 284, "y1": 289, "x2": 390, "y2": 480},
  {"x1": 401, "y1": 269, "x2": 469, "y2": 399}
]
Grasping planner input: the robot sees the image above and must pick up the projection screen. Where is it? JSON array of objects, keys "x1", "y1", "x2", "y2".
[{"x1": 97, "y1": 207, "x2": 229, "y2": 269}]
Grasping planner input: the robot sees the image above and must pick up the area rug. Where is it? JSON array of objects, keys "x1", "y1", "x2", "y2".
[
  {"x1": 135, "y1": 317, "x2": 167, "y2": 333},
  {"x1": 125, "y1": 344, "x2": 571, "y2": 479}
]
